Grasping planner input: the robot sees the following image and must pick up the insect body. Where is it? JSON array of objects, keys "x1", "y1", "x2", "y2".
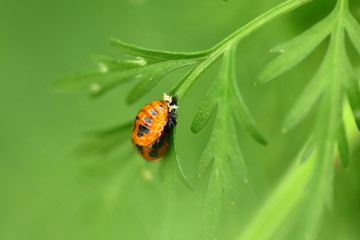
[{"x1": 132, "y1": 94, "x2": 178, "y2": 161}]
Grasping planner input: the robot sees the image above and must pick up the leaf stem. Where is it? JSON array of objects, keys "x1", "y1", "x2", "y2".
[
  {"x1": 173, "y1": 0, "x2": 314, "y2": 99},
  {"x1": 212, "y1": 0, "x2": 314, "y2": 53},
  {"x1": 335, "y1": 0, "x2": 349, "y2": 12}
]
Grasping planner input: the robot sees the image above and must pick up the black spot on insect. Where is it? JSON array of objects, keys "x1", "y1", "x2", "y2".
[
  {"x1": 135, "y1": 144, "x2": 143, "y2": 152},
  {"x1": 148, "y1": 134, "x2": 166, "y2": 150},
  {"x1": 149, "y1": 150, "x2": 159, "y2": 158},
  {"x1": 137, "y1": 131, "x2": 143, "y2": 137},
  {"x1": 148, "y1": 142, "x2": 155, "y2": 150},
  {"x1": 144, "y1": 117, "x2": 152, "y2": 124},
  {"x1": 137, "y1": 124, "x2": 150, "y2": 137},
  {"x1": 158, "y1": 105, "x2": 164, "y2": 111},
  {"x1": 151, "y1": 109, "x2": 157, "y2": 116},
  {"x1": 140, "y1": 124, "x2": 150, "y2": 133}
]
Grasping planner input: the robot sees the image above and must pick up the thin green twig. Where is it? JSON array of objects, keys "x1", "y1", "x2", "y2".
[{"x1": 173, "y1": 0, "x2": 314, "y2": 99}]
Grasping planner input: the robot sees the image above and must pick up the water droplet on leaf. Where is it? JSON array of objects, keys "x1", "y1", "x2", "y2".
[
  {"x1": 98, "y1": 63, "x2": 108, "y2": 73},
  {"x1": 89, "y1": 83, "x2": 101, "y2": 93}
]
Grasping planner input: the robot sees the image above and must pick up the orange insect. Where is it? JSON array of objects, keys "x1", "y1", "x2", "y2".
[{"x1": 131, "y1": 93, "x2": 178, "y2": 161}]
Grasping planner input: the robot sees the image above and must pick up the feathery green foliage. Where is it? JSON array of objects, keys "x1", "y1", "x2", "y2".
[
  {"x1": 192, "y1": 47, "x2": 252, "y2": 239},
  {"x1": 55, "y1": 1, "x2": 311, "y2": 236},
  {"x1": 243, "y1": 0, "x2": 360, "y2": 238},
  {"x1": 55, "y1": 0, "x2": 309, "y2": 186},
  {"x1": 51, "y1": 0, "x2": 360, "y2": 239},
  {"x1": 4, "y1": 0, "x2": 360, "y2": 239},
  {"x1": 239, "y1": 148, "x2": 316, "y2": 240},
  {"x1": 258, "y1": 0, "x2": 358, "y2": 167}
]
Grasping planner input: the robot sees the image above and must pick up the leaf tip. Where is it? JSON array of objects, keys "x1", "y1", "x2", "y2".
[
  {"x1": 109, "y1": 36, "x2": 119, "y2": 44},
  {"x1": 191, "y1": 124, "x2": 201, "y2": 134},
  {"x1": 126, "y1": 90, "x2": 141, "y2": 105},
  {"x1": 255, "y1": 74, "x2": 271, "y2": 85},
  {"x1": 109, "y1": 36, "x2": 127, "y2": 50},
  {"x1": 248, "y1": 129, "x2": 267, "y2": 145},
  {"x1": 89, "y1": 82, "x2": 102, "y2": 94},
  {"x1": 354, "y1": 110, "x2": 360, "y2": 130},
  {"x1": 258, "y1": 137, "x2": 268, "y2": 145}
]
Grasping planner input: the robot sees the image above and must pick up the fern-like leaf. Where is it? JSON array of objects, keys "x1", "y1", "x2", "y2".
[
  {"x1": 54, "y1": 38, "x2": 207, "y2": 102},
  {"x1": 257, "y1": 16, "x2": 332, "y2": 84},
  {"x1": 345, "y1": 12, "x2": 360, "y2": 54},
  {"x1": 259, "y1": 0, "x2": 360, "y2": 143},
  {"x1": 169, "y1": 129, "x2": 195, "y2": 191},
  {"x1": 337, "y1": 121, "x2": 350, "y2": 168},
  {"x1": 193, "y1": 47, "x2": 256, "y2": 239},
  {"x1": 248, "y1": 0, "x2": 360, "y2": 239},
  {"x1": 110, "y1": 37, "x2": 210, "y2": 63}
]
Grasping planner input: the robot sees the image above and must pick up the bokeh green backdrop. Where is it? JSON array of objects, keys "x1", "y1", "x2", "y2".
[{"x1": 1, "y1": 0, "x2": 360, "y2": 239}]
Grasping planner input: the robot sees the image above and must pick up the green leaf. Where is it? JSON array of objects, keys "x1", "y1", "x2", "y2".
[
  {"x1": 198, "y1": 132, "x2": 216, "y2": 178},
  {"x1": 173, "y1": 0, "x2": 315, "y2": 99},
  {"x1": 257, "y1": 17, "x2": 332, "y2": 84},
  {"x1": 126, "y1": 60, "x2": 195, "y2": 104},
  {"x1": 191, "y1": 79, "x2": 221, "y2": 133},
  {"x1": 54, "y1": 69, "x2": 138, "y2": 95},
  {"x1": 54, "y1": 70, "x2": 104, "y2": 93},
  {"x1": 191, "y1": 51, "x2": 230, "y2": 133},
  {"x1": 212, "y1": 0, "x2": 314, "y2": 53},
  {"x1": 343, "y1": 69, "x2": 360, "y2": 130},
  {"x1": 297, "y1": 48, "x2": 343, "y2": 237},
  {"x1": 302, "y1": 141, "x2": 336, "y2": 237},
  {"x1": 90, "y1": 55, "x2": 144, "y2": 71},
  {"x1": 238, "y1": 152, "x2": 315, "y2": 240},
  {"x1": 282, "y1": 14, "x2": 357, "y2": 133},
  {"x1": 87, "y1": 69, "x2": 147, "y2": 97},
  {"x1": 231, "y1": 85, "x2": 267, "y2": 144},
  {"x1": 228, "y1": 46, "x2": 267, "y2": 144},
  {"x1": 55, "y1": 59, "x2": 197, "y2": 99},
  {"x1": 170, "y1": 128, "x2": 194, "y2": 191},
  {"x1": 228, "y1": 118, "x2": 248, "y2": 181},
  {"x1": 205, "y1": 164, "x2": 224, "y2": 240},
  {"x1": 337, "y1": 121, "x2": 350, "y2": 168},
  {"x1": 191, "y1": 100, "x2": 218, "y2": 134},
  {"x1": 172, "y1": 55, "x2": 221, "y2": 100},
  {"x1": 194, "y1": 52, "x2": 229, "y2": 178},
  {"x1": 110, "y1": 37, "x2": 209, "y2": 63},
  {"x1": 345, "y1": 13, "x2": 360, "y2": 54},
  {"x1": 282, "y1": 63, "x2": 327, "y2": 132},
  {"x1": 197, "y1": 48, "x2": 251, "y2": 240}
]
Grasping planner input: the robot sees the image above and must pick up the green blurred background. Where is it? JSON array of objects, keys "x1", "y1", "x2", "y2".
[{"x1": 1, "y1": 0, "x2": 360, "y2": 239}]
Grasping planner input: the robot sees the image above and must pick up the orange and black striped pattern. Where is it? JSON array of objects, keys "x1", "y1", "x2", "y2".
[{"x1": 131, "y1": 94, "x2": 177, "y2": 161}]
